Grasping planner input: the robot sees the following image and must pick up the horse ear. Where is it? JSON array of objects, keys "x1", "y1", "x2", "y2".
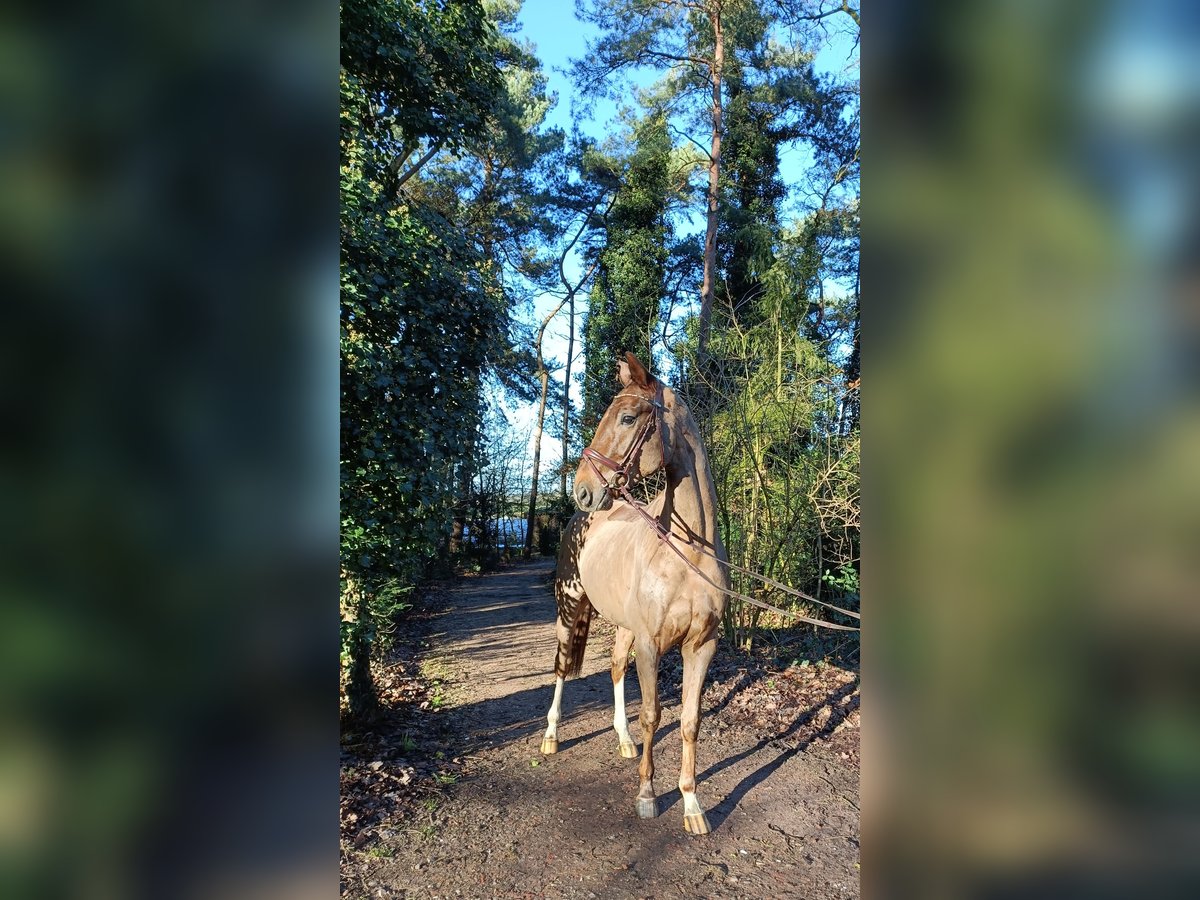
[{"x1": 619, "y1": 352, "x2": 650, "y2": 388}]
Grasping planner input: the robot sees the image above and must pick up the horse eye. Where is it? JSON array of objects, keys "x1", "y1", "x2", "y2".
[{"x1": 620, "y1": 414, "x2": 636, "y2": 426}]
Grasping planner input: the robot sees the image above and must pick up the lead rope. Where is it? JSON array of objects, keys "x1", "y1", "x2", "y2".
[
  {"x1": 580, "y1": 408, "x2": 859, "y2": 632},
  {"x1": 612, "y1": 480, "x2": 860, "y2": 632}
]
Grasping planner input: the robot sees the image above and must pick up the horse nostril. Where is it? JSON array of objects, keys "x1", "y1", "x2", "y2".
[{"x1": 576, "y1": 484, "x2": 591, "y2": 508}]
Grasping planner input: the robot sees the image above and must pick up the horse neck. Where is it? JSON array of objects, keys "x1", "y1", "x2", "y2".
[{"x1": 662, "y1": 399, "x2": 722, "y2": 549}]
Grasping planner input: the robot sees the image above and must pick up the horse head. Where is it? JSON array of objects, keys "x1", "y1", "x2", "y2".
[{"x1": 573, "y1": 352, "x2": 670, "y2": 512}]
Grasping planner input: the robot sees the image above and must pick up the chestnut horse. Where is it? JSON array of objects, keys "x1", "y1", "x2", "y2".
[{"x1": 541, "y1": 352, "x2": 729, "y2": 834}]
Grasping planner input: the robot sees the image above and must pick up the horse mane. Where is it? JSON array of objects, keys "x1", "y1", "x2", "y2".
[{"x1": 661, "y1": 386, "x2": 706, "y2": 473}]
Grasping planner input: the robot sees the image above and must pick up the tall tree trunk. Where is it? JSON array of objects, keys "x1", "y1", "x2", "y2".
[
  {"x1": 551, "y1": 189, "x2": 613, "y2": 507},
  {"x1": 524, "y1": 365, "x2": 551, "y2": 559},
  {"x1": 525, "y1": 293, "x2": 571, "y2": 559},
  {"x1": 697, "y1": 4, "x2": 724, "y2": 370},
  {"x1": 560, "y1": 291, "x2": 574, "y2": 500}
]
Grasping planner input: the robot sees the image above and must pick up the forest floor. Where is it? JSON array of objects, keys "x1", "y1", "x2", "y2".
[{"x1": 341, "y1": 556, "x2": 860, "y2": 899}]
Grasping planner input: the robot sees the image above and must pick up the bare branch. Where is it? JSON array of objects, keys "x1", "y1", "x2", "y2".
[
  {"x1": 667, "y1": 122, "x2": 714, "y2": 162},
  {"x1": 638, "y1": 48, "x2": 712, "y2": 70},
  {"x1": 393, "y1": 138, "x2": 449, "y2": 193},
  {"x1": 559, "y1": 189, "x2": 618, "y2": 295},
  {"x1": 779, "y1": 0, "x2": 859, "y2": 27}
]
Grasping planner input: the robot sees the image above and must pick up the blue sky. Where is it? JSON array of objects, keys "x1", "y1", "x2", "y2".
[
  {"x1": 515, "y1": 0, "x2": 618, "y2": 135},
  {"x1": 515, "y1": 0, "x2": 859, "y2": 140}
]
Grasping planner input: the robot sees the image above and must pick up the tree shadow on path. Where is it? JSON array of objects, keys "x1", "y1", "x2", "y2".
[{"x1": 434, "y1": 557, "x2": 857, "y2": 833}]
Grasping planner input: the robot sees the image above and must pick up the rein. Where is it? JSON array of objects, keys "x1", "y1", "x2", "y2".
[
  {"x1": 579, "y1": 392, "x2": 860, "y2": 633},
  {"x1": 612, "y1": 488, "x2": 859, "y2": 632}
]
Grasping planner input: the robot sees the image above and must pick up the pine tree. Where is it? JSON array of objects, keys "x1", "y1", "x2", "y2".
[{"x1": 580, "y1": 114, "x2": 673, "y2": 442}]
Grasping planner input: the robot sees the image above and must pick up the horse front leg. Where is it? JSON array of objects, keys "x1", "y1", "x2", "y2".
[
  {"x1": 540, "y1": 616, "x2": 572, "y2": 754},
  {"x1": 679, "y1": 635, "x2": 718, "y2": 833},
  {"x1": 611, "y1": 626, "x2": 637, "y2": 759},
  {"x1": 632, "y1": 636, "x2": 662, "y2": 818}
]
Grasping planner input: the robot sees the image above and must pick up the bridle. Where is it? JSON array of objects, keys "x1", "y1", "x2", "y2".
[{"x1": 580, "y1": 387, "x2": 665, "y2": 494}]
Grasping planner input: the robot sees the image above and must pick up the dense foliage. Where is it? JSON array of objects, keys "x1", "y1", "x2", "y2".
[
  {"x1": 341, "y1": 0, "x2": 860, "y2": 715},
  {"x1": 340, "y1": 0, "x2": 534, "y2": 717},
  {"x1": 579, "y1": 0, "x2": 860, "y2": 645}
]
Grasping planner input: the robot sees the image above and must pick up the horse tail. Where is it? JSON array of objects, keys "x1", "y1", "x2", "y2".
[
  {"x1": 565, "y1": 598, "x2": 594, "y2": 678},
  {"x1": 559, "y1": 595, "x2": 594, "y2": 679}
]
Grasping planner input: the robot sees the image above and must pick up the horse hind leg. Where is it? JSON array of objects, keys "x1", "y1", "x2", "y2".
[
  {"x1": 541, "y1": 677, "x2": 564, "y2": 754},
  {"x1": 678, "y1": 635, "x2": 718, "y2": 834},
  {"x1": 611, "y1": 626, "x2": 637, "y2": 759},
  {"x1": 540, "y1": 614, "x2": 571, "y2": 754},
  {"x1": 542, "y1": 586, "x2": 594, "y2": 755}
]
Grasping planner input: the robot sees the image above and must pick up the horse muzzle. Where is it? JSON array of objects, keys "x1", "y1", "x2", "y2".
[{"x1": 574, "y1": 479, "x2": 614, "y2": 512}]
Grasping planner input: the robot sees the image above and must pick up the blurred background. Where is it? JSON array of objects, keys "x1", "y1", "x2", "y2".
[
  {"x1": 0, "y1": 1, "x2": 337, "y2": 898},
  {"x1": 869, "y1": 0, "x2": 1200, "y2": 896},
  {"x1": 0, "y1": 0, "x2": 1196, "y2": 897}
]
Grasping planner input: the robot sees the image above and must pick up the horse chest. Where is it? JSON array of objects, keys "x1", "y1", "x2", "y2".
[
  {"x1": 576, "y1": 524, "x2": 691, "y2": 637},
  {"x1": 576, "y1": 532, "x2": 638, "y2": 611}
]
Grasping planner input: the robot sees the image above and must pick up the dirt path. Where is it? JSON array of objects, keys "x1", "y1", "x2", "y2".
[{"x1": 346, "y1": 557, "x2": 860, "y2": 899}]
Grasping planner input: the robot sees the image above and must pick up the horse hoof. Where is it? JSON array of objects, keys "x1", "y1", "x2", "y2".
[
  {"x1": 540, "y1": 737, "x2": 558, "y2": 755},
  {"x1": 618, "y1": 741, "x2": 638, "y2": 759},
  {"x1": 683, "y1": 812, "x2": 711, "y2": 834},
  {"x1": 636, "y1": 797, "x2": 659, "y2": 819}
]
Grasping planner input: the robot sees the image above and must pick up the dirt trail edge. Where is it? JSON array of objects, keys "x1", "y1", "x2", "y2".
[{"x1": 350, "y1": 557, "x2": 859, "y2": 899}]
